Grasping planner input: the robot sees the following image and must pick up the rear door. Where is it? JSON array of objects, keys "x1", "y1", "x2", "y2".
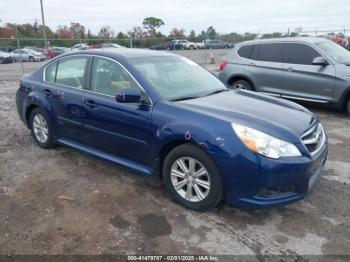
[
  {"x1": 249, "y1": 43, "x2": 284, "y2": 95},
  {"x1": 41, "y1": 55, "x2": 89, "y2": 142},
  {"x1": 281, "y1": 43, "x2": 336, "y2": 102}
]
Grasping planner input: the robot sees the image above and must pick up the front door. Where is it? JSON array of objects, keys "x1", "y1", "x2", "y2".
[{"x1": 81, "y1": 56, "x2": 153, "y2": 166}]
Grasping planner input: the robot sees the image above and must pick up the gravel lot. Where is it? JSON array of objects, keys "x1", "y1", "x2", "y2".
[{"x1": 0, "y1": 49, "x2": 349, "y2": 259}]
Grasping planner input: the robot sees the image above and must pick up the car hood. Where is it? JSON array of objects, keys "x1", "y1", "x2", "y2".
[{"x1": 177, "y1": 90, "x2": 316, "y2": 142}]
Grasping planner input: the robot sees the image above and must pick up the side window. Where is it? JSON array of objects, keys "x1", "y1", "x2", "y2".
[
  {"x1": 90, "y1": 57, "x2": 139, "y2": 96},
  {"x1": 55, "y1": 57, "x2": 88, "y2": 89},
  {"x1": 237, "y1": 45, "x2": 254, "y2": 59},
  {"x1": 257, "y1": 43, "x2": 283, "y2": 62},
  {"x1": 283, "y1": 43, "x2": 321, "y2": 65},
  {"x1": 45, "y1": 62, "x2": 57, "y2": 82}
]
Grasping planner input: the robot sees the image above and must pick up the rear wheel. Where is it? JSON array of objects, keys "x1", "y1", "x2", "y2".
[
  {"x1": 163, "y1": 144, "x2": 223, "y2": 211},
  {"x1": 29, "y1": 108, "x2": 55, "y2": 148},
  {"x1": 347, "y1": 98, "x2": 350, "y2": 115},
  {"x1": 231, "y1": 79, "x2": 253, "y2": 91}
]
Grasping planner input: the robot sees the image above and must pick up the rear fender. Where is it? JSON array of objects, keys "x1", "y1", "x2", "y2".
[{"x1": 23, "y1": 90, "x2": 55, "y2": 127}]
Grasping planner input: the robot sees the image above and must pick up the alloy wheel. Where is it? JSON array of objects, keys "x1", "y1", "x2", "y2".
[
  {"x1": 32, "y1": 114, "x2": 49, "y2": 143},
  {"x1": 170, "y1": 157, "x2": 211, "y2": 202},
  {"x1": 233, "y1": 83, "x2": 247, "y2": 90}
]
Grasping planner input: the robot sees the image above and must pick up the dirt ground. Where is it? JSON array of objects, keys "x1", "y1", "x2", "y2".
[{"x1": 0, "y1": 49, "x2": 349, "y2": 260}]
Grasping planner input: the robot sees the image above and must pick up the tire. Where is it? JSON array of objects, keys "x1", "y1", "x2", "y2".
[
  {"x1": 163, "y1": 144, "x2": 223, "y2": 211},
  {"x1": 29, "y1": 108, "x2": 55, "y2": 149},
  {"x1": 190, "y1": 45, "x2": 194, "y2": 50},
  {"x1": 346, "y1": 97, "x2": 350, "y2": 115},
  {"x1": 231, "y1": 79, "x2": 253, "y2": 91},
  {"x1": 0, "y1": 57, "x2": 4, "y2": 64},
  {"x1": 29, "y1": 56, "x2": 34, "y2": 62}
]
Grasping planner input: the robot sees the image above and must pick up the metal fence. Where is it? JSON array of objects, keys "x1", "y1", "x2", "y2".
[{"x1": 1, "y1": 28, "x2": 350, "y2": 80}]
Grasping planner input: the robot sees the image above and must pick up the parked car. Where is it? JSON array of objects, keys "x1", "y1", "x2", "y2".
[
  {"x1": 219, "y1": 37, "x2": 350, "y2": 115},
  {"x1": 205, "y1": 40, "x2": 233, "y2": 49},
  {"x1": 0, "y1": 46, "x2": 16, "y2": 52},
  {"x1": 173, "y1": 40, "x2": 198, "y2": 50},
  {"x1": 150, "y1": 41, "x2": 181, "y2": 50},
  {"x1": 195, "y1": 41, "x2": 206, "y2": 49},
  {"x1": 11, "y1": 49, "x2": 35, "y2": 62},
  {"x1": 48, "y1": 47, "x2": 70, "y2": 59},
  {"x1": 0, "y1": 51, "x2": 14, "y2": 64},
  {"x1": 71, "y1": 43, "x2": 88, "y2": 50},
  {"x1": 103, "y1": 43, "x2": 125, "y2": 48},
  {"x1": 26, "y1": 48, "x2": 46, "y2": 61},
  {"x1": 24, "y1": 46, "x2": 44, "y2": 53},
  {"x1": 16, "y1": 49, "x2": 328, "y2": 211}
]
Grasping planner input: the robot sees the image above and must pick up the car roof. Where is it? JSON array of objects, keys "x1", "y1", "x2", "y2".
[
  {"x1": 237, "y1": 37, "x2": 329, "y2": 46},
  {"x1": 68, "y1": 48, "x2": 177, "y2": 59}
]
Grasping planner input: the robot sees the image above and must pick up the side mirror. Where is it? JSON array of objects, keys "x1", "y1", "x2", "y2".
[
  {"x1": 312, "y1": 56, "x2": 329, "y2": 66},
  {"x1": 115, "y1": 87, "x2": 141, "y2": 103}
]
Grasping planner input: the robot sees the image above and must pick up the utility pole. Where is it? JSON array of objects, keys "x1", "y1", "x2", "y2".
[{"x1": 40, "y1": 0, "x2": 48, "y2": 54}]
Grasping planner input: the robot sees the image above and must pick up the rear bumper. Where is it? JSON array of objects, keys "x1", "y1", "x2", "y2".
[{"x1": 214, "y1": 142, "x2": 328, "y2": 209}]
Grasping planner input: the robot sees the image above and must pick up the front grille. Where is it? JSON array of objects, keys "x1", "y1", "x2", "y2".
[
  {"x1": 256, "y1": 187, "x2": 296, "y2": 198},
  {"x1": 301, "y1": 123, "x2": 325, "y2": 155}
]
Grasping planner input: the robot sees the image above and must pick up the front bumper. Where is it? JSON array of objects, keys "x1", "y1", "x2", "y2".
[{"x1": 215, "y1": 142, "x2": 328, "y2": 208}]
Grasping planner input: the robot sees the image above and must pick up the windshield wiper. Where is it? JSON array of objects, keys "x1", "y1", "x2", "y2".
[
  {"x1": 171, "y1": 95, "x2": 201, "y2": 102},
  {"x1": 202, "y1": 88, "x2": 229, "y2": 97}
]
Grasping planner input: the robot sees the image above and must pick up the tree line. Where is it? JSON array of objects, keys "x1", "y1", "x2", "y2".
[{"x1": 0, "y1": 17, "x2": 300, "y2": 48}]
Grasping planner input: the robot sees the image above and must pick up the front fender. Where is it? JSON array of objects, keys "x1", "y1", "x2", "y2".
[{"x1": 153, "y1": 119, "x2": 245, "y2": 159}]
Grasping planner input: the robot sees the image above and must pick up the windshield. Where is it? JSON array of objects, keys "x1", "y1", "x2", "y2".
[
  {"x1": 130, "y1": 56, "x2": 227, "y2": 101},
  {"x1": 315, "y1": 41, "x2": 350, "y2": 65}
]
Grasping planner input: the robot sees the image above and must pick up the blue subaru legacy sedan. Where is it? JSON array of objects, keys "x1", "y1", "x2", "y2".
[{"x1": 16, "y1": 49, "x2": 328, "y2": 211}]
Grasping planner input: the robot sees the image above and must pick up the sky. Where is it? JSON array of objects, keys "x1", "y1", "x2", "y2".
[{"x1": 1, "y1": 0, "x2": 350, "y2": 35}]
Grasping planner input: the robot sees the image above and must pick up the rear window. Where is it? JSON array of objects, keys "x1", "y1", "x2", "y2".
[
  {"x1": 237, "y1": 45, "x2": 254, "y2": 59},
  {"x1": 283, "y1": 43, "x2": 321, "y2": 65},
  {"x1": 55, "y1": 57, "x2": 88, "y2": 89}
]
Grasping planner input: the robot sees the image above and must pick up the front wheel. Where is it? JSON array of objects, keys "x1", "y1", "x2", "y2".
[
  {"x1": 163, "y1": 144, "x2": 223, "y2": 211},
  {"x1": 29, "y1": 56, "x2": 34, "y2": 62},
  {"x1": 231, "y1": 79, "x2": 253, "y2": 91}
]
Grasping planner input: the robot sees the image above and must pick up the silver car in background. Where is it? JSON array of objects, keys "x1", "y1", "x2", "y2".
[
  {"x1": 11, "y1": 49, "x2": 45, "y2": 62},
  {"x1": 218, "y1": 37, "x2": 350, "y2": 114}
]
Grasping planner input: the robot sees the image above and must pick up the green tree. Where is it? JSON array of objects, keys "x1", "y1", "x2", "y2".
[
  {"x1": 116, "y1": 31, "x2": 127, "y2": 39},
  {"x1": 206, "y1": 26, "x2": 217, "y2": 39},
  {"x1": 189, "y1": 30, "x2": 196, "y2": 38},
  {"x1": 142, "y1": 17, "x2": 164, "y2": 36}
]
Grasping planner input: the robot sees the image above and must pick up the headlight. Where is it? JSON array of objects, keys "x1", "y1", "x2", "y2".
[{"x1": 232, "y1": 123, "x2": 301, "y2": 159}]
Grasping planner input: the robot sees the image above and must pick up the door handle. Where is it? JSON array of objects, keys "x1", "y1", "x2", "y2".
[
  {"x1": 83, "y1": 99, "x2": 98, "y2": 109},
  {"x1": 42, "y1": 89, "x2": 52, "y2": 97},
  {"x1": 286, "y1": 67, "x2": 294, "y2": 72}
]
